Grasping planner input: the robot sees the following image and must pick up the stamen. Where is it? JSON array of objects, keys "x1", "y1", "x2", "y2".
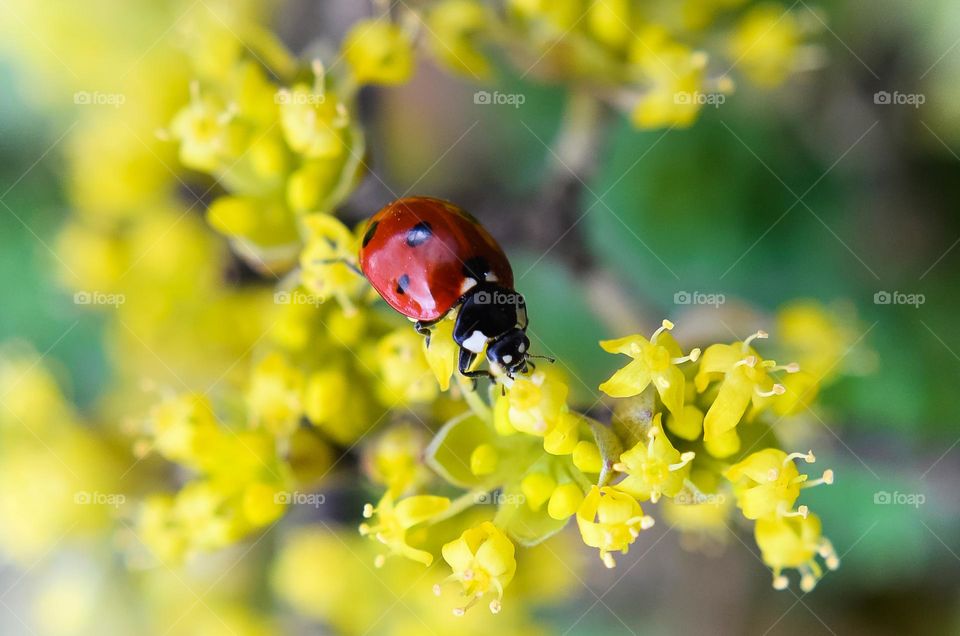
[
  {"x1": 773, "y1": 362, "x2": 801, "y2": 373},
  {"x1": 669, "y1": 451, "x2": 696, "y2": 471},
  {"x1": 374, "y1": 554, "x2": 386, "y2": 568},
  {"x1": 778, "y1": 503, "x2": 809, "y2": 519},
  {"x1": 651, "y1": 319, "x2": 674, "y2": 342},
  {"x1": 767, "y1": 468, "x2": 780, "y2": 482},
  {"x1": 612, "y1": 462, "x2": 628, "y2": 472},
  {"x1": 358, "y1": 523, "x2": 371, "y2": 535},
  {"x1": 489, "y1": 599, "x2": 502, "y2": 614},
  {"x1": 362, "y1": 503, "x2": 375, "y2": 518},
  {"x1": 755, "y1": 384, "x2": 786, "y2": 398},
  {"x1": 734, "y1": 355, "x2": 757, "y2": 368},
  {"x1": 671, "y1": 347, "x2": 701, "y2": 365},
  {"x1": 772, "y1": 574, "x2": 789, "y2": 590},
  {"x1": 802, "y1": 469, "x2": 834, "y2": 488},
  {"x1": 799, "y1": 570, "x2": 817, "y2": 593},
  {"x1": 432, "y1": 584, "x2": 442, "y2": 596},
  {"x1": 783, "y1": 451, "x2": 816, "y2": 465},
  {"x1": 601, "y1": 551, "x2": 616, "y2": 569},
  {"x1": 742, "y1": 330, "x2": 768, "y2": 351}
]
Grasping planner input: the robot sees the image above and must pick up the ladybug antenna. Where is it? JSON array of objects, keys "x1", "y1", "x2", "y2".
[
  {"x1": 528, "y1": 354, "x2": 556, "y2": 363},
  {"x1": 313, "y1": 257, "x2": 363, "y2": 277}
]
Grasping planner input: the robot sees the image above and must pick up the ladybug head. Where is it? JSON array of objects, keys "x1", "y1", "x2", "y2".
[{"x1": 486, "y1": 327, "x2": 530, "y2": 378}]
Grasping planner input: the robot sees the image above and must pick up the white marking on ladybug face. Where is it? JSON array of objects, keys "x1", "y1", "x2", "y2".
[
  {"x1": 486, "y1": 272, "x2": 498, "y2": 282},
  {"x1": 502, "y1": 354, "x2": 513, "y2": 364},
  {"x1": 517, "y1": 342, "x2": 526, "y2": 353},
  {"x1": 463, "y1": 330, "x2": 487, "y2": 353},
  {"x1": 459, "y1": 278, "x2": 477, "y2": 295}
]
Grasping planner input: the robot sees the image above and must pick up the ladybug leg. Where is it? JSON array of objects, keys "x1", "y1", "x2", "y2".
[
  {"x1": 414, "y1": 320, "x2": 436, "y2": 346},
  {"x1": 458, "y1": 348, "x2": 494, "y2": 385}
]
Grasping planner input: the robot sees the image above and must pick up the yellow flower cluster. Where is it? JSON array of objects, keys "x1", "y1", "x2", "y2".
[
  {"x1": 0, "y1": 0, "x2": 849, "y2": 629},
  {"x1": 417, "y1": 0, "x2": 821, "y2": 129}
]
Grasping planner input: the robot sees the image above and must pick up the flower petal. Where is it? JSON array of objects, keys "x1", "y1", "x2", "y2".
[{"x1": 599, "y1": 359, "x2": 652, "y2": 398}]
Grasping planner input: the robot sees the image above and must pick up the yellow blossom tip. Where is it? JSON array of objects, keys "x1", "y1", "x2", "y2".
[
  {"x1": 374, "y1": 554, "x2": 386, "y2": 568},
  {"x1": 662, "y1": 319, "x2": 675, "y2": 330},
  {"x1": 822, "y1": 469, "x2": 834, "y2": 485},
  {"x1": 690, "y1": 347, "x2": 701, "y2": 362},
  {"x1": 773, "y1": 575, "x2": 789, "y2": 590},
  {"x1": 432, "y1": 584, "x2": 441, "y2": 596},
  {"x1": 800, "y1": 574, "x2": 816, "y2": 592},
  {"x1": 784, "y1": 362, "x2": 801, "y2": 373},
  {"x1": 489, "y1": 600, "x2": 502, "y2": 614},
  {"x1": 640, "y1": 516, "x2": 655, "y2": 530},
  {"x1": 825, "y1": 554, "x2": 840, "y2": 570},
  {"x1": 362, "y1": 503, "x2": 374, "y2": 518}
]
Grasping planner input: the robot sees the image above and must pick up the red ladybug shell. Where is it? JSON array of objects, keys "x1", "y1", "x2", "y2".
[{"x1": 359, "y1": 197, "x2": 514, "y2": 321}]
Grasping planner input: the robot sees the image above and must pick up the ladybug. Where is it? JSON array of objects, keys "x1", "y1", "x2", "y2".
[{"x1": 359, "y1": 196, "x2": 531, "y2": 380}]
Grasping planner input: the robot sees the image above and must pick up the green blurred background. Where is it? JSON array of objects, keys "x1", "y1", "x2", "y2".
[{"x1": 2, "y1": 0, "x2": 959, "y2": 633}]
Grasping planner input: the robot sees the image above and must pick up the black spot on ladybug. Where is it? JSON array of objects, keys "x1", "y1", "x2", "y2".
[
  {"x1": 406, "y1": 221, "x2": 433, "y2": 247},
  {"x1": 462, "y1": 256, "x2": 490, "y2": 281},
  {"x1": 396, "y1": 274, "x2": 410, "y2": 295},
  {"x1": 362, "y1": 220, "x2": 379, "y2": 248}
]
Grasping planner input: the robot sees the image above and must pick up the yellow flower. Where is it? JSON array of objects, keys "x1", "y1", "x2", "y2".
[
  {"x1": 496, "y1": 367, "x2": 569, "y2": 436},
  {"x1": 755, "y1": 513, "x2": 839, "y2": 591},
  {"x1": 343, "y1": 19, "x2": 415, "y2": 86},
  {"x1": 359, "y1": 492, "x2": 451, "y2": 566},
  {"x1": 299, "y1": 214, "x2": 365, "y2": 307},
  {"x1": 278, "y1": 80, "x2": 350, "y2": 159},
  {"x1": 599, "y1": 320, "x2": 700, "y2": 416},
  {"x1": 725, "y1": 448, "x2": 834, "y2": 520},
  {"x1": 576, "y1": 486, "x2": 654, "y2": 568},
  {"x1": 614, "y1": 414, "x2": 695, "y2": 502},
  {"x1": 629, "y1": 29, "x2": 710, "y2": 129},
  {"x1": 437, "y1": 521, "x2": 516, "y2": 615},
  {"x1": 247, "y1": 353, "x2": 304, "y2": 438},
  {"x1": 729, "y1": 4, "x2": 805, "y2": 87},
  {"x1": 377, "y1": 329, "x2": 439, "y2": 405},
  {"x1": 169, "y1": 83, "x2": 244, "y2": 172},
  {"x1": 149, "y1": 393, "x2": 221, "y2": 471},
  {"x1": 695, "y1": 331, "x2": 794, "y2": 441},
  {"x1": 423, "y1": 313, "x2": 459, "y2": 391},
  {"x1": 776, "y1": 300, "x2": 861, "y2": 383},
  {"x1": 362, "y1": 423, "x2": 430, "y2": 496},
  {"x1": 426, "y1": 0, "x2": 492, "y2": 78}
]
